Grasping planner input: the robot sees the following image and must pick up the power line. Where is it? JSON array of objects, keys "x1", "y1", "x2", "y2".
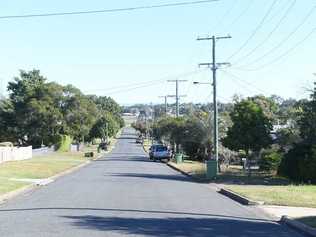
[
  {"x1": 235, "y1": 4, "x2": 316, "y2": 68},
  {"x1": 106, "y1": 81, "x2": 165, "y2": 95},
  {"x1": 211, "y1": 0, "x2": 239, "y2": 32},
  {"x1": 226, "y1": 0, "x2": 278, "y2": 61},
  {"x1": 0, "y1": 0, "x2": 219, "y2": 20},
  {"x1": 232, "y1": 0, "x2": 297, "y2": 64},
  {"x1": 84, "y1": 78, "x2": 166, "y2": 93},
  {"x1": 223, "y1": 0, "x2": 254, "y2": 31},
  {"x1": 233, "y1": 27, "x2": 316, "y2": 71},
  {"x1": 84, "y1": 69, "x2": 205, "y2": 93},
  {"x1": 220, "y1": 69, "x2": 269, "y2": 94}
]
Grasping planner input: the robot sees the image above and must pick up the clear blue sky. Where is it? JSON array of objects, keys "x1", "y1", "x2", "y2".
[{"x1": 0, "y1": 0, "x2": 315, "y2": 104}]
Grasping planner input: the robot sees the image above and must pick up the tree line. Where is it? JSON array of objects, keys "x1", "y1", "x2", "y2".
[
  {"x1": 131, "y1": 83, "x2": 316, "y2": 183},
  {"x1": 0, "y1": 69, "x2": 124, "y2": 148}
]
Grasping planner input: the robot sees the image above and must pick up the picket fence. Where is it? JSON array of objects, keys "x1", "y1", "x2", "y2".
[{"x1": 0, "y1": 146, "x2": 32, "y2": 164}]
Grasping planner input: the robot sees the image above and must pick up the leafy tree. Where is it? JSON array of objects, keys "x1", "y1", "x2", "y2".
[
  {"x1": 89, "y1": 113, "x2": 119, "y2": 141},
  {"x1": 259, "y1": 148, "x2": 282, "y2": 172},
  {"x1": 0, "y1": 99, "x2": 17, "y2": 142},
  {"x1": 298, "y1": 82, "x2": 316, "y2": 143},
  {"x1": 61, "y1": 85, "x2": 97, "y2": 143},
  {"x1": 132, "y1": 121, "x2": 147, "y2": 135},
  {"x1": 279, "y1": 143, "x2": 316, "y2": 183},
  {"x1": 279, "y1": 82, "x2": 316, "y2": 183},
  {"x1": 251, "y1": 95, "x2": 278, "y2": 122},
  {"x1": 222, "y1": 99, "x2": 273, "y2": 167},
  {"x1": 276, "y1": 127, "x2": 301, "y2": 151},
  {"x1": 6, "y1": 70, "x2": 64, "y2": 147}
]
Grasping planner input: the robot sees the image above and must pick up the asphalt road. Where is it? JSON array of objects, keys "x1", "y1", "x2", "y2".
[{"x1": 0, "y1": 128, "x2": 303, "y2": 237}]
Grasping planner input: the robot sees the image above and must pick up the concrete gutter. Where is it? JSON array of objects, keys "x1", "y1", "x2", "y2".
[
  {"x1": 219, "y1": 188, "x2": 264, "y2": 206},
  {"x1": 166, "y1": 162, "x2": 193, "y2": 178},
  {"x1": 281, "y1": 216, "x2": 316, "y2": 237}
]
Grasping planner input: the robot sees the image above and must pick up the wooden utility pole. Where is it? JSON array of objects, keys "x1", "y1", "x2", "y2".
[
  {"x1": 197, "y1": 35, "x2": 231, "y2": 163},
  {"x1": 167, "y1": 80, "x2": 187, "y2": 117}
]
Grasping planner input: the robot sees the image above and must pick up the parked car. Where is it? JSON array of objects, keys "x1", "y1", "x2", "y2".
[
  {"x1": 151, "y1": 145, "x2": 171, "y2": 162},
  {"x1": 149, "y1": 144, "x2": 161, "y2": 160}
]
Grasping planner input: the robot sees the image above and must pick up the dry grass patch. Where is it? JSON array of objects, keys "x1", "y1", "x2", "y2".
[{"x1": 169, "y1": 160, "x2": 206, "y2": 177}]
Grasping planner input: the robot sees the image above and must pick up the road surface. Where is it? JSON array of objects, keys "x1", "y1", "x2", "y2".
[{"x1": 0, "y1": 128, "x2": 303, "y2": 237}]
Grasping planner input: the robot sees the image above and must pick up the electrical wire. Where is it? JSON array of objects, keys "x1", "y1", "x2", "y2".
[
  {"x1": 226, "y1": 0, "x2": 278, "y2": 61},
  {"x1": 0, "y1": 0, "x2": 219, "y2": 20},
  {"x1": 85, "y1": 69, "x2": 206, "y2": 95},
  {"x1": 211, "y1": 0, "x2": 239, "y2": 32},
  {"x1": 222, "y1": 0, "x2": 254, "y2": 31},
  {"x1": 232, "y1": 0, "x2": 296, "y2": 64},
  {"x1": 233, "y1": 27, "x2": 316, "y2": 71},
  {"x1": 84, "y1": 69, "x2": 205, "y2": 93},
  {"x1": 236, "y1": 4, "x2": 316, "y2": 68},
  {"x1": 220, "y1": 69, "x2": 269, "y2": 94},
  {"x1": 85, "y1": 78, "x2": 166, "y2": 93}
]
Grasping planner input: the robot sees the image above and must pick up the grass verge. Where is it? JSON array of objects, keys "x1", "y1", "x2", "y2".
[
  {"x1": 224, "y1": 185, "x2": 316, "y2": 208},
  {"x1": 0, "y1": 152, "x2": 86, "y2": 195},
  {"x1": 168, "y1": 159, "x2": 316, "y2": 208},
  {"x1": 168, "y1": 160, "x2": 206, "y2": 178}
]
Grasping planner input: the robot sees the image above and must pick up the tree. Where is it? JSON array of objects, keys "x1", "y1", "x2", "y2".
[
  {"x1": 0, "y1": 99, "x2": 17, "y2": 142},
  {"x1": 278, "y1": 82, "x2": 316, "y2": 183},
  {"x1": 61, "y1": 85, "x2": 97, "y2": 143},
  {"x1": 222, "y1": 99, "x2": 273, "y2": 171},
  {"x1": 298, "y1": 82, "x2": 316, "y2": 143},
  {"x1": 251, "y1": 95, "x2": 278, "y2": 122},
  {"x1": 6, "y1": 70, "x2": 65, "y2": 147},
  {"x1": 89, "y1": 113, "x2": 119, "y2": 141}
]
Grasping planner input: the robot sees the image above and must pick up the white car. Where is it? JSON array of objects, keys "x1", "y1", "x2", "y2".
[{"x1": 152, "y1": 145, "x2": 171, "y2": 161}]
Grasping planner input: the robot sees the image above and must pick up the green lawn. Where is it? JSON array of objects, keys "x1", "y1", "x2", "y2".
[
  {"x1": 0, "y1": 179, "x2": 29, "y2": 195},
  {"x1": 224, "y1": 185, "x2": 316, "y2": 208},
  {"x1": 0, "y1": 152, "x2": 86, "y2": 195},
  {"x1": 168, "y1": 159, "x2": 316, "y2": 208}
]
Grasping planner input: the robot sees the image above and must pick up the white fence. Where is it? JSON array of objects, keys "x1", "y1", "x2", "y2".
[{"x1": 0, "y1": 146, "x2": 32, "y2": 164}]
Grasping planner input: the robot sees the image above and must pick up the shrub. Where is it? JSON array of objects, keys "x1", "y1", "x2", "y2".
[
  {"x1": 56, "y1": 135, "x2": 72, "y2": 152},
  {"x1": 278, "y1": 143, "x2": 316, "y2": 184},
  {"x1": 259, "y1": 149, "x2": 282, "y2": 171}
]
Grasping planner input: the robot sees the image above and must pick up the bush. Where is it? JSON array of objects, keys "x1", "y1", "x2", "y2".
[
  {"x1": 278, "y1": 143, "x2": 316, "y2": 184},
  {"x1": 259, "y1": 149, "x2": 282, "y2": 171},
  {"x1": 56, "y1": 135, "x2": 72, "y2": 152}
]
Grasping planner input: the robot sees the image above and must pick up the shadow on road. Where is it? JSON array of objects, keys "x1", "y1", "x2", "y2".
[
  {"x1": 104, "y1": 172, "x2": 201, "y2": 183},
  {"x1": 59, "y1": 215, "x2": 292, "y2": 237},
  {"x1": 0, "y1": 207, "x2": 270, "y2": 221}
]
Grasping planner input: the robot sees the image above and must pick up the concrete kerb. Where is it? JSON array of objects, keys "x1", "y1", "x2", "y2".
[
  {"x1": 281, "y1": 216, "x2": 316, "y2": 237},
  {"x1": 0, "y1": 183, "x2": 36, "y2": 205},
  {"x1": 166, "y1": 162, "x2": 193, "y2": 178},
  {"x1": 166, "y1": 161, "x2": 212, "y2": 183},
  {"x1": 162, "y1": 160, "x2": 265, "y2": 205},
  {"x1": 219, "y1": 188, "x2": 265, "y2": 206}
]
